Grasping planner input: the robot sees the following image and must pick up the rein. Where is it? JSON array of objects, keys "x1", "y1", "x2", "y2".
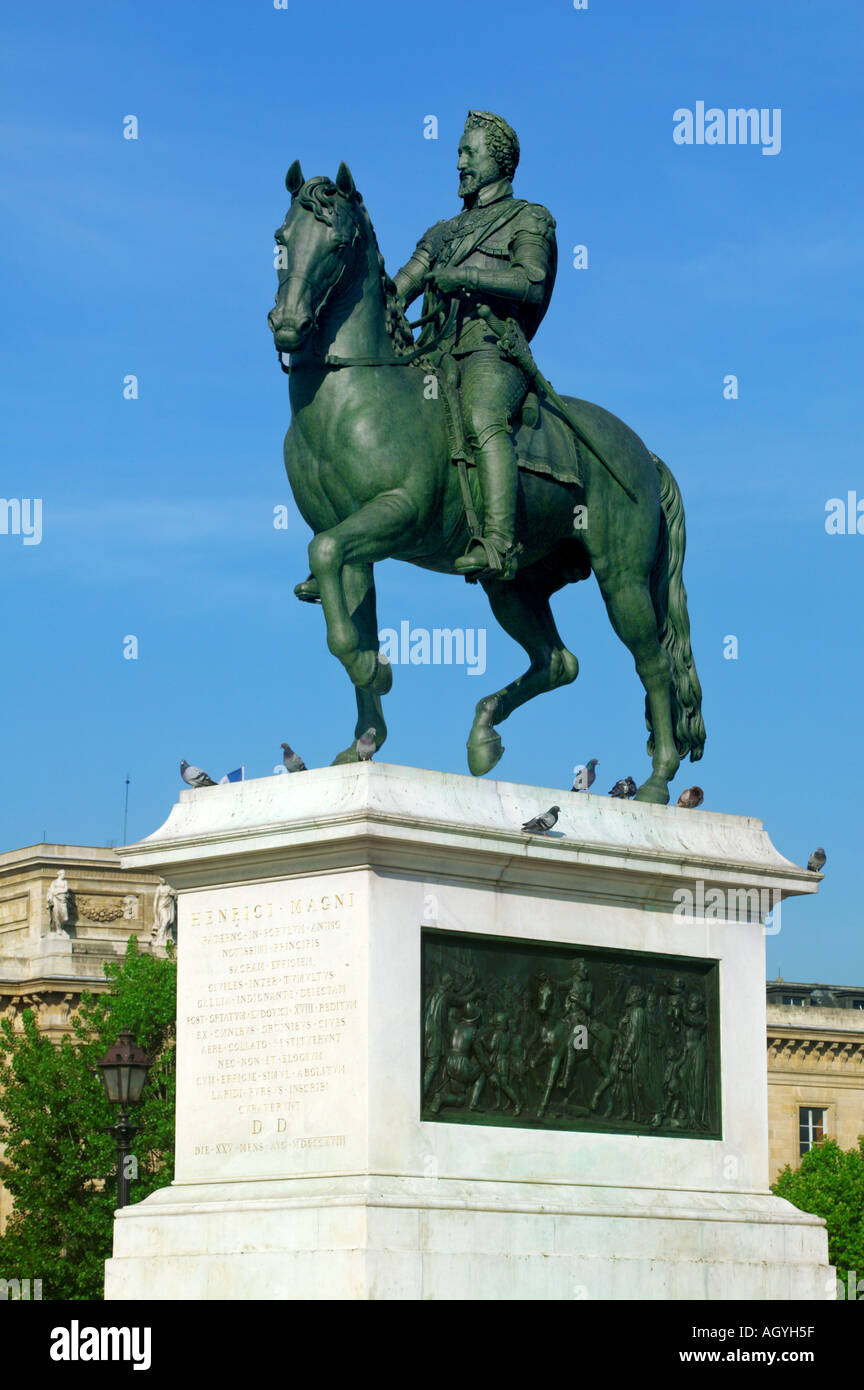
[{"x1": 279, "y1": 298, "x2": 457, "y2": 375}]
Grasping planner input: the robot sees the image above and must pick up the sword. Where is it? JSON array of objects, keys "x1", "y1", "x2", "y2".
[{"x1": 474, "y1": 303, "x2": 639, "y2": 504}]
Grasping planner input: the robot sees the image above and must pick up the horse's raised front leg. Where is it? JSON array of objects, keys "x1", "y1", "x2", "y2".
[
  {"x1": 594, "y1": 573, "x2": 680, "y2": 804},
  {"x1": 468, "y1": 566, "x2": 579, "y2": 776},
  {"x1": 308, "y1": 489, "x2": 416, "y2": 693},
  {"x1": 330, "y1": 562, "x2": 388, "y2": 765}
]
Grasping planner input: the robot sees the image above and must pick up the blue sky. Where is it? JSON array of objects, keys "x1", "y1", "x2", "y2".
[{"x1": 1, "y1": 0, "x2": 861, "y2": 984}]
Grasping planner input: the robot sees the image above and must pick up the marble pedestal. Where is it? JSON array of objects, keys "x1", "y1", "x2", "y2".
[{"x1": 105, "y1": 763, "x2": 833, "y2": 1300}]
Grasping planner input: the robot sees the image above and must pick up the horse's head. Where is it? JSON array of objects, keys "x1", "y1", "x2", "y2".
[
  {"x1": 268, "y1": 160, "x2": 362, "y2": 354},
  {"x1": 536, "y1": 974, "x2": 554, "y2": 1015}
]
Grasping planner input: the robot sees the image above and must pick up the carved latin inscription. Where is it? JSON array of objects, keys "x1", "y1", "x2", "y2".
[{"x1": 177, "y1": 876, "x2": 364, "y2": 1180}]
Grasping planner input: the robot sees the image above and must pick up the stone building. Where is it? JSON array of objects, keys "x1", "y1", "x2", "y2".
[
  {"x1": 767, "y1": 978, "x2": 864, "y2": 1180},
  {"x1": 0, "y1": 843, "x2": 169, "y2": 1231}
]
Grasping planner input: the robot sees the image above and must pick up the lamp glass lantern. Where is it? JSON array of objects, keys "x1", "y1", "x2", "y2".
[{"x1": 97, "y1": 1030, "x2": 151, "y2": 1112}]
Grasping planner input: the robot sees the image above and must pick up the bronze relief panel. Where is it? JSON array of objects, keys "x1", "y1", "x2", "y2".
[{"x1": 421, "y1": 928, "x2": 720, "y2": 1139}]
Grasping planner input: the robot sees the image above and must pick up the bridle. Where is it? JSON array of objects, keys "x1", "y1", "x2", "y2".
[{"x1": 274, "y1": 201, "x2": 456, "y2": 375}]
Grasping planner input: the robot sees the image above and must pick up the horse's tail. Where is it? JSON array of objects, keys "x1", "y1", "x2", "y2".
[{"x1": 647, "y1": 452, "x2": 706, "y2": 763}]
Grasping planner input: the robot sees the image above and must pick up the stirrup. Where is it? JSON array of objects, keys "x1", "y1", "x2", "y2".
[{"x1": 455, "y1": 537, "x2": 520, "y2": 583}]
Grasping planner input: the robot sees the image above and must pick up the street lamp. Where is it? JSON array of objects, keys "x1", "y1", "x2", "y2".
[{"x1": 96, "y1": 1030, "x2": 152, "y2": 1210}]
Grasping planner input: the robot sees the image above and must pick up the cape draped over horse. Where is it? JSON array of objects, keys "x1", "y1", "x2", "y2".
[{"x1": 267, "y1": 161, "x2": 705, "y2": 803}]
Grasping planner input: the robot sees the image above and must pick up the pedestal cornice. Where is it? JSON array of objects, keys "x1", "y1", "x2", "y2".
[{"x1": 120, "y1": 761, "x2": 818, "y2": 909}]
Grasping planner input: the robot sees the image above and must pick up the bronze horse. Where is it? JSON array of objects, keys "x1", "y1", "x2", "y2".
[{"x1": 268, "y1": 162, "x2": 705, "y2": 802}]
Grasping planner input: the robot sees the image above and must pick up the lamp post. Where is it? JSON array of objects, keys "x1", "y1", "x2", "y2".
[{"x1": 96, "y1": 1030, "x2": 152, "y2": 1210}]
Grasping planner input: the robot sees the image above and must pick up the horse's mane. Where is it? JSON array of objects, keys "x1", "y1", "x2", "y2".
[{"x1": 297, "y1": 178, "x2": 415, "y2": 357}]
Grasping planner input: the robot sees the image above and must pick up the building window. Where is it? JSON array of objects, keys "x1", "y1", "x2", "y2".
[
  {"x1": 852, "y1": 999, "x2": 864, "y2": 1010},
  {"x1": 799, "y1": 1107, "x2": 826, "y2": 1157},
  {"x1": 782, "y1": 994, "x2": 807, "y2": 1006}
]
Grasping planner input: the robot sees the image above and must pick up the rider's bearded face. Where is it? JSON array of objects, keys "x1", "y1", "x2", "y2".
[{"x1": 457, "y1": 127, "x2": 501, "y2": 202}]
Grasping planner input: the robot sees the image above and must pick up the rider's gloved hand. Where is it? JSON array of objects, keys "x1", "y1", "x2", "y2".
[{"x1": 424, "y1": 266, "x2": 468, "y2": 295}]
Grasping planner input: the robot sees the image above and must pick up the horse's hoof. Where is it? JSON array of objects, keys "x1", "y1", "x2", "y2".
[
  {"x1": 331, "y1": 725, "x2": 388, "y2": 767},
  {"x1": 331, "y1": 746, "x2": 360, "y2": 766},
  {"x1": 349, "y1": 651, "x2": 392, "y2": 694},
  {"x1": 371, "y1": 654, "x2": 392, "y2": 696},
  {"x1": 467, "y1": 729, "x2": 504, "y2": 777},
  {"x1": 634, "y1": 776, "x2": 670, "y2": 805}
]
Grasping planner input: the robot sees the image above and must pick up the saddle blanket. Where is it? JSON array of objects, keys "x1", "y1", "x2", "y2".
[
  {"x1": 428, "y1": 359, "x2": 583, "y2": 490},
  {"x1": 509, "y1": 392, "x2": 583, "y2": 488}
]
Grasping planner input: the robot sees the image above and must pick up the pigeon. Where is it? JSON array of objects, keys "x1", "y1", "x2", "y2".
[
  {"x1": 807, "y1": 847, "x2": 826, "y2": 874},
  {"x1": 609, "y1": 776, "x2": 637, "y2": 799},
  {"x1": 356, "y1": 727, "x2": 377, "y2": 761},
  {"x1": 571, "y1": 758, "x2": 598, "y2": 792},
  {"x1": 180, "y1": 760, "x2": 216, "y2": 788},
  {"x1": 521, "y1": 805, "x2": 560, "y2": 835},
  {"x1": 281, "y1": 743, "x2": 307, "y2": 773},
  {"x1": 676, "y1": 786, "x2": 704, "y2": 809}
]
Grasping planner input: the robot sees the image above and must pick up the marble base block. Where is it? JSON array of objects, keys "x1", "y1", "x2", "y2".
[{"x1": 105, "y1": 762, "x2": 833, "y2": 1301}]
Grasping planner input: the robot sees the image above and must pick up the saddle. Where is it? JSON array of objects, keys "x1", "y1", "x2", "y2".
[{"x1": 432, "y1": 361, "x2": 583, "y2": 497}]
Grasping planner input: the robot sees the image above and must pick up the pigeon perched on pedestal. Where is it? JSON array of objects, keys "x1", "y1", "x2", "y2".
[
  {"x1": 180, "y1": 760, "x2": 216, "y2": 788},
  {"x1": 356, "y1": 728, "x2": 377, "y2": 761},
  {"x1": 807, "y1": 847, "x2": 826, "y2": 873},
  {"x1": 609, "y1": 777, "x2": 637, "y2": 799},
  {"x1": 521, "y1": 806, "x2": 560, "y2": 835},
  {"x1": 571, "y1": 759, "x2": 598, "y2": 792},
  {"x1": 281, "y1": 743, "x2": 307, "y2": 773},
  {"x1": 676, "y1": 786, "x2": 704, "y2": 809}
]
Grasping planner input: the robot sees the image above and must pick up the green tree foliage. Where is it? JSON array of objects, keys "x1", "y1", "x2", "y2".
[
  {"x1": 0, "y1": 938, "x2": 175, "y2": 1299},
  {"x1": 772, "y1": 1136, "x2": 864, "y2": 1286}
]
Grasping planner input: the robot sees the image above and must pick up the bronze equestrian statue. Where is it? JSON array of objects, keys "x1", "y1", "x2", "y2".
[
  {"x1": 394, "y1": 111, "x2": 555, "y2": 580},
  {"x1": 267, "y1": 112, "x2": 705, "y2": 804}
]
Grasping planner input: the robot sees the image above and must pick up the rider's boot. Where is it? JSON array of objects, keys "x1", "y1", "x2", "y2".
[
  {"x1": 294, "y1": 573, "x2": 321, "y2": 603},
  {"x1": 454, "y1": 431, "x2": 520, "y2": 581}
]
